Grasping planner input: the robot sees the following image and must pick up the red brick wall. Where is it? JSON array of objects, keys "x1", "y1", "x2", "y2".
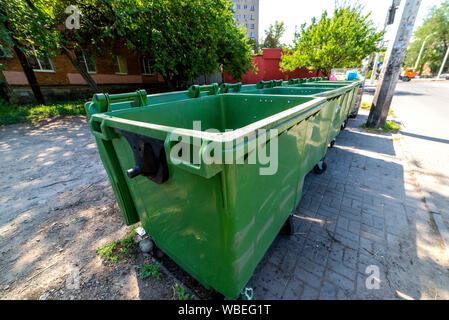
[
  {"x1": 0, "y1": 45, "x2": 163, "y2": 86},
  {"x1": 223, "y1": 48, "x2": 326, "y2": 84}
]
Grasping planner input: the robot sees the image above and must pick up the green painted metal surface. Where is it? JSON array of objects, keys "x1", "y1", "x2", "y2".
[
  {"x1": 86, "y1": 92, "x2": 331, "y2": 298},
  {"x1": 85, "y1": 78, "x2": 361, "y2": 299}
]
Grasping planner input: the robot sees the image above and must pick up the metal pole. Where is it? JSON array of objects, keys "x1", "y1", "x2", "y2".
[
  {"x1": 367, "y1": 0, "x2": 422, "y2": 129},
  {"x1": 414, "y1": 33, "x2": 434, "y2": 70},
  {"x1": 437, "y1": 46, "x2": 449, "y2": 79},
  {"x1": 414, "y1": 37, "x2": 428, "y2": 69},
  {"x1": 370, "y1": 52, "x2": 381, "y2": 84}
]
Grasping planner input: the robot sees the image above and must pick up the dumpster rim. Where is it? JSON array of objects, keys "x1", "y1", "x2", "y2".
[{"x1": 90, "y1": 94, "x2": 327, "y2": 143}]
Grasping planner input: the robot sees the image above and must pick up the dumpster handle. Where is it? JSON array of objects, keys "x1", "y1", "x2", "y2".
[
  {"x1": 256, "y1": 80, "x2": 282, "y2": 89},
  {"x1": 188, "y1": 84, "x2": 219, "y2": 98},
  {"x1": 92, "y1": 90, "x2": 148, "y2": 113},
  {"x1": 220, "y1": 82, "x2": 242, "y2": 93}
]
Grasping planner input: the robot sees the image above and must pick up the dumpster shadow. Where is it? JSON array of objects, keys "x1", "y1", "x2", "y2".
[{"x1": 244, "y1": 112, "x2": 449, "y2": 300}]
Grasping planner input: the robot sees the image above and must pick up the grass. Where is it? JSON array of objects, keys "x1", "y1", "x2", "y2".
[
  {"x1": 360, "y1": 101, "x2": 396, "y2": 118},
  {"x1": 173, "y1": 284, "x2": 195, "y2": 300},
  {"x1": 361, "y1": 121, "x2": 401, "y2": 133},
  {"x1": 0, "y1": 100, "x2": 85, "y2": 126},
  {"x1": 96, "y1": 227, "x2": 137, "y2": 263},
  {"x1": 137, "y1": 262, "x2": 161, "y2": 280}
]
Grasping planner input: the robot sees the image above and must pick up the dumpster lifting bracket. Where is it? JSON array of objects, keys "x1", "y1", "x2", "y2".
[{"x1": 115, "y1": 129, "x2": 169, "y2": 184}]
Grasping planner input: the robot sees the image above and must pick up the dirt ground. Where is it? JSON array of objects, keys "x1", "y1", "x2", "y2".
[{"x1": 0, "y1": 116, "x2": 207, "y2": 300}]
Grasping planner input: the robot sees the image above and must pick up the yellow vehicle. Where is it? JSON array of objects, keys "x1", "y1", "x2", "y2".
[{"x1": 400, "y1": 68, "x2": 418, "y2": 82}]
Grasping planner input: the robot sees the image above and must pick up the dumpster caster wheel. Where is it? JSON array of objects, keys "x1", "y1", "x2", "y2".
[
  {"x1": 280, "y1": 215, "x2": 294, "y2": 236},
  {"x1": 314, "y1": 161, "x2": 327, "y2": 175},
  {"x1": 341, "y1": 120, "x2": 348, "y2": 130},
  {"x1": 329, "y1": 139, "x2": 336, "y2": 148},
  {"x1": 213, "y1": 292, "x2": 226, "y2": 300}
]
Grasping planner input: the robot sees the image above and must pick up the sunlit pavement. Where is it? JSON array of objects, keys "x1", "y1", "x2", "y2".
[
  {"x1": 248, "y1": 110, "x2": 449, "y2": 300},
  {"x1": 365, "y1": 81, "x2": 449, "y2": 252}
]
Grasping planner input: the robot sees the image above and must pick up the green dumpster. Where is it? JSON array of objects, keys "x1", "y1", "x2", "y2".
[
  {"x1": 86, "y1": 91, "x2": 330, "y2": 299},
  {"x1": 233, "y1": 85, "x2": 350, "y2": 166},
  {"x1": 287, "y1": 80, "x2": 360, "y2": 130}
]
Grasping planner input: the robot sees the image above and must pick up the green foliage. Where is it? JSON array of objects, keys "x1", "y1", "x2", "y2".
[
  {"x1": 281, "y1": 4, "x2": 384, "y2": 75},
  {"x1": 0, "y1": 0, "x2": 60, "y2": 56},
  {"x1": 137, "y1": 262, "x2": 161, "y2": 279},
  {"x1": 96, "y1": 240, "x2": 120, "y2": 263},
  {"x1": 404, "y1": 1, "x2": 449, "y2": 74},
  {"x1": 96, "y1": 228, "x2": 137, "y2": 263},
  {"x1": 1, "y1": 0, "x2": 254, "y2": 89},
  {"x1": 109, "y1": 0, "x2": 254, "y2": 87},
  {"x1": 0, "y1": 100, "x2": 85, "y2": 126},
  {"x1": 262, "y1": 21, "x2": 285, "y2": 49},
  {"x1": 361, "y1": 121, "x2": 401, "y2": 132},
  {"x1": 173, "y1": 284, "x2": 195, "y2": 300}
]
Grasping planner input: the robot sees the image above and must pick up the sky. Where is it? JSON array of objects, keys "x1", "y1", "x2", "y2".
[{"x1": 259, "y1": 0, "x2": 446, "y2": 45}]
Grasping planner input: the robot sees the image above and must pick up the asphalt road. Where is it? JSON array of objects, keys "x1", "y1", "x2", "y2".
[{"x1": 366, "y1": 80, "x2": 449, "y2": 231}]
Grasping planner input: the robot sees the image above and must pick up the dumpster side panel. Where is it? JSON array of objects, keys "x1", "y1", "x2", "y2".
[
  {"x1": 110, "y1": 134, "x2": 230, "y2": 291},
  {"x1": 94, "y1": 137, "x2": 140, "y2": 225},
  {"x1": 221, "y1": 120, "x2": 310, "y2": 298}
]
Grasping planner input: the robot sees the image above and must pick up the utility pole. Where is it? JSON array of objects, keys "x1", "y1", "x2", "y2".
[
  {"x1": 370, "y1": 0, "x2": 400, "y2": 85},
  {"x1": 436, "y1": 46, "x2": 449, "y2": 79},
  {"x1": 367, "y1": 0, "x2": 422, "y2": 129}
]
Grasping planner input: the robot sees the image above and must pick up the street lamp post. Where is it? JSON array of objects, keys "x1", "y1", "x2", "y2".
[
  {"x1": 414, "y1": 33, "x2": 433, "y2": 70},
  {"x1": 437, "y1": 46, "x2": 449, "y2": 79}
]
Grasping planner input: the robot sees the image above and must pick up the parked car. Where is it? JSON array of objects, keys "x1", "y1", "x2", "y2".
[
  {"x1": 399, "y1": 68, "x2": 418, "y2": 82},
  {"x1": 439, "y1": 73, "x2": 449, "y2": 80}
]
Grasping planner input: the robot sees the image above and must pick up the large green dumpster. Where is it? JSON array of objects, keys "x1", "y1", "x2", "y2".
[
  {"x1": 313, "y1": 80, "x2": 362, "y2": 120},
  {"x1": 86, "y1": 91, "x2": 329, "y2": 299},
  {"x1": 287, "y1": 80, "x2": 360, "y2": 129}
]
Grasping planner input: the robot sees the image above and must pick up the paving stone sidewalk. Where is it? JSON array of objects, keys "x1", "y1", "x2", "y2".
[{"x1": 248, "y1": 111, "x2": 449, "y2": 300}]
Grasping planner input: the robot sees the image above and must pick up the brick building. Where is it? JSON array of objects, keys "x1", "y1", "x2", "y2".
[{"x1": 0, "y1": 44, "x2": 166, "y2": 104}]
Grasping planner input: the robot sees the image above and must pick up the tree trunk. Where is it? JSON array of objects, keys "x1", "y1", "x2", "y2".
[
  {"x1": 163, "y1": 74, "x2": 175, "y2": 91},
  {"x1": 13, "y1": 46, "x2": 45, "y2": 105},
  {"x1": 60, "y1": 45, "x2": 101, "y2": 93}
]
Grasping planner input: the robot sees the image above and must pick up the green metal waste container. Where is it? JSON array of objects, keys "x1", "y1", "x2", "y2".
[
  {"x1": 232, "y1": 85, "x2": 350, "y2": 166},
  {"x1": 86, "y1": 91, "x2": 329, "y2": 299}
]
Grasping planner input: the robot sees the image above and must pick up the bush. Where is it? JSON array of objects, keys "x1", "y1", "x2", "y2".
[{"x1": 0, "y1": 100, "x2": 85, "y2": 126}]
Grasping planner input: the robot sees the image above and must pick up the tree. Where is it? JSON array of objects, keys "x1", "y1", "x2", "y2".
[
  {"x1": 280, "y1": 5, "x2": 384, "y2": 76},
  {"x1": 109, "y1": 0, "x2": 254, "y2": 89},
  {"x1": 1, "y1": 0, "x2": 254, "y2": 98},
  {"x1": 404, "y1": 1, "x2": 449, "y2": 75},
  {"x1": 262, "y1": 21, "x2": 285, "y2": 49},
  {"x1": 0, "y1": 0, "x2": 60, "y2": 103}
]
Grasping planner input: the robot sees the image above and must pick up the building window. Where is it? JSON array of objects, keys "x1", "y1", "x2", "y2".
[
  {"x1": 250, "y1": 24, "x2": 255, "y2": 29},
  {"x1": 237, "y1": 4, "x2": 240, "y2": 9},
  {"x1": 28, "y1": 46, "x2": 54, "y2": 72},
  {"x1": 141, "y1": 58, "x2": 154, "y2": 75},
  {"x1": 244, "y1": 4, "x2": 247, "y2": 9},
  {"x1": 244, "y1": 24, "x2": 248, "y2": 28},
  {"x1": 113, "y1": 55, "x2": 128, "y2": 74},
  {"x1": 250, "y1": 31, "x2": 255, "y2": 38},
  {"x1": 244, "y1": 14, "x2": 248, "y2": 20},
  {"x1": 250, "y1": 14, "x2": 255, "y2": 20},
  {"x1": 236, "y1": 14, "x2": 241, "y2": 20},
  {"x1": 250, "y1": 5, "x2": 255, "y2": 11},
  {"x1": 75, "y1": 50, "x2": 96, "y2": 74}
]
